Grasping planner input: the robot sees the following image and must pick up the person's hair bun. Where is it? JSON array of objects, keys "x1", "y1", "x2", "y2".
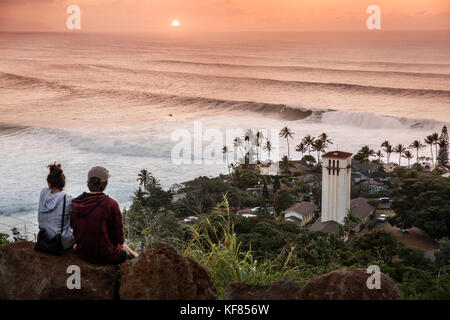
[
  {"x1": 48, "y1": 163, "x2": 63, "y2": 176},
  {"x1": 47, "y1": 163, "x2": 66, "y2": 189}
]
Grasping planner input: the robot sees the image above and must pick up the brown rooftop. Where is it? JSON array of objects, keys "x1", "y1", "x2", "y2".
[
  {"x1": 322, "y1": 151, "x2": 353, "y2": 159},
  {"x1": 350, "y1": 198, "x2": 375, "y2": 220},
  {"x1": 282, "y1": 201, "x2": 318, "y2": 217},
  {"x1": 309, "y1": 219, "x2": 340, "y2": 234}
]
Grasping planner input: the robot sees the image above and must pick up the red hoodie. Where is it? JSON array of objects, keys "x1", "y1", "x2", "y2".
[{"x1": 71, "y1": 193, "x2": 125, "y2": 264}]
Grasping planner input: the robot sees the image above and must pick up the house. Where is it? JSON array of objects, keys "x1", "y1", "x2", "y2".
[
  {"x1": 309, "y1": 198, "x2": 375, "y2": 235},
  {"x1": 309, "y1": 219, "x2": 340, "y2": 234},
  {"x1": 258, "y1": 162, "x2": 279, "y2": 176},
  {"x1": 283, "y1": 202, "x2": 318, "y2": 226},
  {"x1": 370, "y1": 170, "x2": 390, "y2": 183},
  {"x1": 350, "y1": 197, "x2": 375, "y2": 226},
  {"x1": 356, "y1": 180, "x2": 389, "y2": 195},
  {"x1": 352, "y1": 159, "x2": 380, "y2": 177},
  {"x1": 237, "y1": 206, "x2": 276, "y2": 217},
  {"x1": 351, "y1": 172, "x2": 365, "y2": 183},
  {"x1": 245, "y1": 184, "x2": 274, "y2": 196}
]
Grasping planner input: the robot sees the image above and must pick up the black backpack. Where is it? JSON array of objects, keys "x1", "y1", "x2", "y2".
[{"x1": 34, "y1": 195, "x2": 66, "y2": 256}]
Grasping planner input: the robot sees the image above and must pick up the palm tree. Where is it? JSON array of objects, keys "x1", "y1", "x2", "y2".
[
  {"x1": 430, "y1": 132, "x2": 440, "y2": 163},
  {"x1": 279, "y1": 127, "x2": 294, "y2": 159},
  {"x1": 137, "y1": 169, "x2": 152, "y2": 189},
  {"x1": 263, "y1": 139, "x2": 273, "y2": 163},
  {"x1": 311, "y1": 139, "x2": 326, "y2": 164},
  {"x1": 222, "y1": 146, "x2": 231, "y2": 174},
  {"x1": 375, "y1": 150, "x2": 384, "y2": 163},
  {"x1": 424, "y1": 135, "x2": 435, "y2": 163},
  {"x1": 244, "y1": 129, "x2": 254, "y2": 155},
  {"x1": 357, "y1": 146, "x2": 375, "y2": 163},
  {"x1": 233, "y1": 136, "x2": 244, "y2": 161},
  {"x1": 319, "y1": 132, "x2": 333, "y2": 148},
  {"x1": 302, "y1": 135, "x2": 315, "y2": 156},
  {"x1": 295, "y1": 142, "x2": 307, "y2": 159},
  {"x1": 255, "y1": 131, "x2": 264, "y2": 163},
  {"x1": 402, "y1": 150, "x2": 414, "y2": 167},
  {"x1": 393, "y1": 144, "x2": 407, "y2": 166},
  {"x1": 381, "y1": 141, "x2": 393, "y2": 163},
  {"x1": 409, "y1": 140, "x2": 425, "y2": 164},
  {"x1": 280, "y1": 155, "x2": 294, "y2": 174}
]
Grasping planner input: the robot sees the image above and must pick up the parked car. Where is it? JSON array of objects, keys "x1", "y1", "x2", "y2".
[
  {"x1": 250, "y1": 207, "x2": 261, "y2": 213},
  {"x1": 183, "y1": 216, "x2": 199, "y2": 223},
  {"x1": 378, "y1": 214, "x2": 387, "y2": 222},
  {"x1": 400, "y1": 228, "x2": 409, "y2": 233}
]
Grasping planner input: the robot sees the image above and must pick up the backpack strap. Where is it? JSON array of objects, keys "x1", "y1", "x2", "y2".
[{"x1": 61, "y1": 195, "x2": 66, "y2": 235}]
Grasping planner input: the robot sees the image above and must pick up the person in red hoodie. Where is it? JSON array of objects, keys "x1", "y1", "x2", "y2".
[{"x1": 71, "y1": 166, "x2": 138, "y2": 264}]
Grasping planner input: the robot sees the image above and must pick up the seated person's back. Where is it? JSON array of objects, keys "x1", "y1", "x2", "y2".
[{"x1": 71, "y1": 166, "x2": 126, "y2": 265}]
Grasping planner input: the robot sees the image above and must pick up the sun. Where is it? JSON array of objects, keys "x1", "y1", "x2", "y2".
[{"x1": 172, "y1": 20, "x2": 180, "y2": 28}]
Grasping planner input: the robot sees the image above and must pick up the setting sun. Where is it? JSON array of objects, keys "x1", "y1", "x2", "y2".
[{"x1": 172, "y1": 20, "x2": 180, "y2": 28}]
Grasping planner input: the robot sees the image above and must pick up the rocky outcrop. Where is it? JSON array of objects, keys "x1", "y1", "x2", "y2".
[
  {"x1": 299, "y1": 268, "x2": 402, "y2": 300},
  {"x1": 224, "y1": 281, "x2": 303, "y2": 300},
  {"x1": 0, "y1": 241, "x2": 119, "y2": 300},
  {"x1": 119, "y1": 243, "x2": 217, "y2": 300},
  {"x1": 1, "y1": 243, "x2": 402, "y2": 300}
]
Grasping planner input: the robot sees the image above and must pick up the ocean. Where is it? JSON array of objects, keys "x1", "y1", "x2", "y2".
[{"x1": 0, "y1": 31, "x2": 449, "y2": 236}]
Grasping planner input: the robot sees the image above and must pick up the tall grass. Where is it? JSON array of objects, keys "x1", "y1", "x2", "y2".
[{"x1": 183, "y1": 196, "x2": 315, "y2": 299}]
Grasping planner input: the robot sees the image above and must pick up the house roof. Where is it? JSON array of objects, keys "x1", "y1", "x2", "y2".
[
  {"x1": 351, "y1": 159, "x2": 381, "y2": 174},
  {"x1": 350, "y1": 198, "x2": 375, "y2": 220},
  {"x1": 282, "y1": 201, "x2": 318, "y2": 217},
  {"x1": 309, "y1": 219, "x2": 340, "y2": 234},
  {"x1": 322, "y1": 151, "x2": 353, "y2": 159},
  {"x1": 285, "y1": 216, "x2": 303, "y2": 224}
]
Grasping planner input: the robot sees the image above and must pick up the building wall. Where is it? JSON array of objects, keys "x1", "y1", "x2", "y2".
[{"x1": 321, "y1": 156, "x2": 352, "y2": 223}]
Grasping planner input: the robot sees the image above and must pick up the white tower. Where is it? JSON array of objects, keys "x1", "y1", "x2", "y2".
[{"x1": 321, "y1": 151, "x2": 352, "y2": 223}]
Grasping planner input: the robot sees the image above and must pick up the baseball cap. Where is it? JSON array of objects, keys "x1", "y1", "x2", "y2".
[{"x1": 88, "y1": 166, "x2": 110, "y2": 183}]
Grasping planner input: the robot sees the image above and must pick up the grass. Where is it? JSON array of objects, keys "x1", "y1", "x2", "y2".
[{"x1": 183, "y1": 196, "x2": 318, "y2": 299}]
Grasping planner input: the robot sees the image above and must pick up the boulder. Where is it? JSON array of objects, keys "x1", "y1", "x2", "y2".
[
  {"x1": 119, "y1": 243, "x2": 217, "y2": 300},
  {"x1": 0, "y1": 241, "x2": 119, "y2": 300},
  {"x1": 299, "y1": 268, "x2": 402, "y2": 300},
  {"x1": 224, "y1": 280, "x2": 303, "y2": 300}
]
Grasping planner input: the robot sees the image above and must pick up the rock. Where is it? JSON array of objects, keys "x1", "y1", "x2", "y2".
[
  {"x1": 0, "y1": 241, "x2": 119, "y2": 300},
  {"x1": 224, "y1": 281, "x2": 303, "y2": 300},
  {"x1": 299, "y1": 268, "x2": 402, "y2": 300},
  {"x1": 119, "y1": 243, "x2": 217, "y2": 300}
]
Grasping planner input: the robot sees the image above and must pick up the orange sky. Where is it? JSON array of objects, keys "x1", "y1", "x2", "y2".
[{"x1": 0, "y1": 0, "x2": 449, "y2": 32}]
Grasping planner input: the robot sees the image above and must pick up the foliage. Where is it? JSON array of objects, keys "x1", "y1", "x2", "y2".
[
  {"x1": 184, "y1": 197, "x2": 312, "y2": 299},
  {"x1": 390, "y1": 171, "x2": 450, "y2": 239},
  {"x1": 231, "y1": 168, "x2": 260, "y2": 189},
  {"x1": 437, "y1": 125, "x2": 449, "y2": 167},
  {"x1": 348, "y1": 231, "x2": 400, "y2": 265},
  {"x1": 273, "y1": 188, "x2": 295, "y2": 214},
  {"x1": 0, "y1": 232, "x2": 10, "y2": 245},
  {"x1": 435, "y1": 237, "x2": 450, "y2": 268},
  {"x1": 173, "y1": 176, "x2": 260, "y2": 217},
  {"x1": 122, "y1": 168, "x2": 450, "y2": 300}
]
